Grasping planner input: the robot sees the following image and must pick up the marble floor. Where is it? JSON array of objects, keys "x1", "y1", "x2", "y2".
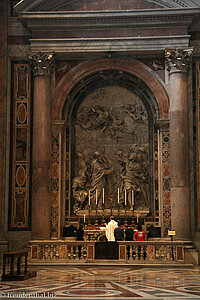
[{"x1": 1, "y1": 266, "x2": 200, "y2": 299}]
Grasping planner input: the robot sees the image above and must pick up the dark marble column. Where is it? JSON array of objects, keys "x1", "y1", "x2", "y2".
[
  {"x1": 28, "y1": 52, "x2": 54, "y2": 239},
  {"x1": 166, "y1": 48, "x2": 192, "y2": 240}
]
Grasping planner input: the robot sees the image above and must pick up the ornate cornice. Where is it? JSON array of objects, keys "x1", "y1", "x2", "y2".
[
  {"x1": 19, "y1": 9, "x2": 199, "y2": 30},
  {"x1": 29, "y1": 36, "x2": 190, "y2": 55},
  {"x1": 165, "y1": 48, "x2": 193, "y2": 73},
  {"x1": 27, "y1": 52, "x2": 54, "y2": 76},
  {"x1": 14, "y1": 0, "x2": 200, "y2": 13}
]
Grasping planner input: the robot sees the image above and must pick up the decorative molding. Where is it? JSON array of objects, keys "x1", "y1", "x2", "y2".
[
  {"x1": 155, "y1": 119, "x2": 170, "y2": 129},
  {"x1": 14, "y1": 0, "x2": 200, "y2": 13},
  {"x1": 165, "y1": 48, "x2": 193, "y2": 73},
  {"x1": 19, "y1": 9, "x2": 199, "y2": 29},
  {"x1": 9, "y1": 63, "x2": 32, "y2": 230},
  {"x1": 29, "y1": 36, "x2": 190, "y2": 55},
  {"x1": 27, "y1": 52, "x2": 54, "y2": 76}
]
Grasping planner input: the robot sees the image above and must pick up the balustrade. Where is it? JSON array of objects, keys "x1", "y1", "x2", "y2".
[{"x1": 30, "y1": 241, "x2": 186, "y2": 263}]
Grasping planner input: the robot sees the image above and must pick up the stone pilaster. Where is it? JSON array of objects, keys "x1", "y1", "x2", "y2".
[
  {"x1": 165, "y1": 48, "x2": 192, "y2": 240},
  {"x1": 28, "y1": 52, "x2": 54, "y2": 239}
]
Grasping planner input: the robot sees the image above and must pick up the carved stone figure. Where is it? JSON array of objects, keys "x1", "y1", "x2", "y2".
[
  {"x1": 72, "y1": 85, "x2": 150, "y2": 214},
  {"x1": 117, "y1": 144, "x2": 149, "y2": 208},
  {"x1": 72, "y1": 170, "x2": 88, "y2": 213},
  {"x1": 89, "y1": 151, "x2": 113, "y2": 208}
]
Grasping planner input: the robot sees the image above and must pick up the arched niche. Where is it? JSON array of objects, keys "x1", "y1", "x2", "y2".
[
  {"x1": 51, "y1": 59, "x2": 169, "y2": 221},
  {"x1": 60, "y1": 68, "x2": 168, "y2": 218}
]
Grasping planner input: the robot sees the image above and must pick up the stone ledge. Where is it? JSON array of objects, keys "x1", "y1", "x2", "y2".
[{"x1": 29, "y1": 36, "x2": 190, "y2": 53}]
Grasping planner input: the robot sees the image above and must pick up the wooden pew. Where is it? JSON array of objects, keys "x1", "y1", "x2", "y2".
[{"x1": 1, "y1": 250, "x2": 36, "y2": 281}]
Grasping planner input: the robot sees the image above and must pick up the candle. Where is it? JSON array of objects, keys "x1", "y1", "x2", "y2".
[
  {"x1": 102, "y1": 188, "x2": 104, "y2": 204},
  {"x1": 132, "y1": 190, "x2": 134, "y2": 205},
  {"x1": 96, "y1": 189, "x2": 98, "y2": 205},
  {"x1": 137, "y1": 214, "x2": 139, "y2": 223},
  {"x1": 89, "y1": 190, "x2": 90, "y2": 206},
  {"x1": 125, "y1": 189, "x2": 127, "y2": 206},
  {"x1": 84, "y1": 214, "x2": 86, "y2": 223},
  {"x1": 118, "y1": 188, "x2": 119, "y2": 204}
]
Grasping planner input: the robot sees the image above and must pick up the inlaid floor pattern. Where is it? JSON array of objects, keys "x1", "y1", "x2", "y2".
[{"x1": 1, "y1": 266, "x2": 200, "y2": 299}]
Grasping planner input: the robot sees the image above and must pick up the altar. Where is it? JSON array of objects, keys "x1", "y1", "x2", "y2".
[
  {"x1": 95, "y1": 242, "x2": 119, "y2": 259},
  {"x1": 84, "y1": 228, "x2": 107, "y2": 241}
]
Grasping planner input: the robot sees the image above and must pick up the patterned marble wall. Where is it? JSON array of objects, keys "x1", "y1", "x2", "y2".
[
  {"x1": 0, "y1": 0, "x2": 5, "y2": 236},
  {"x1": 162, "y1": 132, "x2": 171, "y2": 235},
  {"x1": 51, "y1": 132, "x2": 61, "y2": 238},
  {"x1": 9, "y1": 63, "x2": 31, "y2": 230},
  {"x1": 196, "y1": 60, "x2": 200, "y2": 230}
]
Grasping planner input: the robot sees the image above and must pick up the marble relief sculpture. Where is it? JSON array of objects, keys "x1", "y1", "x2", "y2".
[{"x1": 72, "y1": 86, "x2": 150, "y2": 214}]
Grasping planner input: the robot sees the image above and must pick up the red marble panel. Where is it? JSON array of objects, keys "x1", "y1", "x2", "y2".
[
  {"x1": 0, "y1": 0, "x2": 4, "y2": 54},
  {"x1": 52, "y1": 191, "x2": 58, "y2": 206},
  {"x1": 88, "y1": 245, "x2": 94, "y2": 259},
  {"x1": 16, "y1": 165, "x2": 26, "y2": 187},
  {"x1": 119, "y1": 245, "x2": 126, "y2": 260},
  {"x1": 17, "y1": 103, "x2": 27, "y2": 124},
  {"x1": 0, "y1": 0, "x2": 4, "y2": 233},
  {"x1": 60, "y1": 246, "x2": 66, "y2": 259},
  {"x1": 9, "y1": 64, "x2": 31, "y2": 229},
  {"x1": 147, "y1": 245, "x2": 154, "y2": 260},
  {"x1": 162, "y1": 132, "x2": 171, "y2": 236},
  {"x1": 16, "y1": 127, "x2": 27, "y2": 161},
  {"x1": 51, "y1": 133, "x2": 60, "y2": 238},
  {"x1": 176, "y1": 246, "x2": 183, "y2": 260},
  {"x1": 196, "y1": 61, "x2": 200, "y2": 229},
  {"x1": 52, "y1": 164, "x2": 59, "y2": 177},
  {"x1": 163, "y1": 163, "x2": 170, "y2": 177},
  {"x1": 16, "y1": 66, "x2": 28, "y2": 100},
  {"x1": 32, "y1": 246, "x2": 38, "y2": 259},
  {"x1": 14, "y1": 191, "x2": 26, "y2": 224},
  {"x1": 163, "y1": 191, "x2": 170, "y2": 205}
]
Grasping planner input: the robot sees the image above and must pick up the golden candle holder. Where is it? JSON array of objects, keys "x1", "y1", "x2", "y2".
[
  {"x1": 110, "y1": 196, "x2": 113, "y2": 216},
  {"x1": 117, "y1": 202, "x2": 120, "y2": 224},
  {"x1": 88, "y1": 204, "x2": 91, "y2": 227},
  {"x1": 101, "y1": 202, "x2": 106, "y2": 226},
  {"x1": 131, "y1": 204, "x2": 135, "y2": 227},
  {"x1": 124, "y1": 204, "x2": 128, "y2": 226},
  {"x1": 94, "y1": 203, "x2": 98, "y2": 227}
]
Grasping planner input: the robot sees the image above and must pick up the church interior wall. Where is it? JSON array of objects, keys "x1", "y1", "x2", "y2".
[{"x1": 0, "y1": 0, "x2": 200, "y2": 255}]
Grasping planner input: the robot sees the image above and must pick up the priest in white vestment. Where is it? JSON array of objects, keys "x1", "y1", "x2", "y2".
[{"x1": 106, "y1": 216, "x2": 118, "y2": 241}]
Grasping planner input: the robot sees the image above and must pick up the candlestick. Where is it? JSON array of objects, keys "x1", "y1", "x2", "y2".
[
  {"x1": 84, "y1": 214, "x2": 85, "y2": 223},
  {"x1": 132, "y1": 190, "x2": 134, "y2": 205},
  {"x1": 124, "y1": 200, "x2": 128, "y2": 226},
  {"x1": 89, "y1": 190, "x2": 90, "y2": 206},
  {"x1": 88, "y1": 207, "x2": 91, "y2": 226},
  {"x1": 137, "y1": 214, "x2": 139, "y2": 223},
  {"x1": 125, "y1": 189, "x2": 127, "y2": 206},
  {"x1": 118, "y1": 188, "x2": 119, "y2": 204},
  {"x1": 96, "y1": 189, "x2": 98, "y2": 205},
  {"x1": 102, "y1": 188, "x2": 104, "y2": 204},
  {"x1": 101, "y1": 201, "x2": 106, "y2": 226}
]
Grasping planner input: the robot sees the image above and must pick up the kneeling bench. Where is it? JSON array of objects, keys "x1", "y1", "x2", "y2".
[{"x1": 1, "y1": 250, "x2": 36, "y2": 281}]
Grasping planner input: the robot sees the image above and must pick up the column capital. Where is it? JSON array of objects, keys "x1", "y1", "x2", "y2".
[
  {"x1": 27, "y1": 52, "x2": 54, "y2": 76},
  {"x1": 165, "y1": 48, "x2": 193, "y2": 73}
]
